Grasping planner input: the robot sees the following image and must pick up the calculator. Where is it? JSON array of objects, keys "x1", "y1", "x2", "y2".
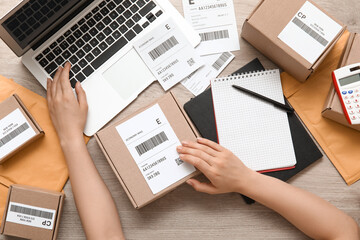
[{"x1": 332, "y1": 63, "x2": 360, "y2": 125}]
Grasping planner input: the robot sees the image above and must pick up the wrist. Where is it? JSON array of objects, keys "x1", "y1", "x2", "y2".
[
  {"x1": 59, "y1": 132, "x2": 85, "y2": 149},
  {"x1": 235, "y1": 168, "x2": 260, "y2": 194}
]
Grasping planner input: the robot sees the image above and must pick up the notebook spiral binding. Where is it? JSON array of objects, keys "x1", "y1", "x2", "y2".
[{"x1": 214, "y1": 69, "x2": 279, "y2": 82}]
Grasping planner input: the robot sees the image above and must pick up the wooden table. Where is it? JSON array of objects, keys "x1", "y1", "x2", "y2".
[{"x1": 1, "y1": 0, "x2": 359, "y2": 239}]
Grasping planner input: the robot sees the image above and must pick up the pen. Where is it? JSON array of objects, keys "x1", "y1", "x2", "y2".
[{"x1": 232, "y1": 84, "x2": 294, "y2": 113}]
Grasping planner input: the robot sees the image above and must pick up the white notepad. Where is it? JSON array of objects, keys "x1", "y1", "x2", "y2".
[{"x1": 211, "y1": 69, "x2": 296, "y2": 171}]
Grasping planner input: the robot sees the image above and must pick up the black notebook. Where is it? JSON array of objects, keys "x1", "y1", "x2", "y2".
[{"x1": 184, "y1": 58, "x2": 323, "y2": 204}]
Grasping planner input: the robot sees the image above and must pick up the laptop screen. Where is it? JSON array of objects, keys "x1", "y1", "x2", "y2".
[{"x1": 1, "y1": 0, "x2": 83, "y2": 50}]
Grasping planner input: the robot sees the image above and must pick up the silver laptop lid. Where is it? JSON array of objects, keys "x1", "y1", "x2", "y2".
[{"x1": 0, "y1": 0, "x2": 90, "y2": 57}]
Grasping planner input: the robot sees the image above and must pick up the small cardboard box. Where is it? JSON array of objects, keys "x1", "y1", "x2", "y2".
[
  {"x1": 95, "y1": 92, "x2": 200, "y2": 208},
  {"x1": 0, "y1": 184, "x2": 65, "y2": 240},
  {"x1": 0, "y1": 94, "x2": 44, "y2": 164},
  {"x1": 241, "y1": 0, "x2": 346, "y2": 82},
  {"x1": 322, "y1": 33, "x2": 360, "y2": 131}
]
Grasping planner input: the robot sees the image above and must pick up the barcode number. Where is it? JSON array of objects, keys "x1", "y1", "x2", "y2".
[
  {"x1": 212, "y1": 52, "x2": 232, "y2": 71},
  {"x1": 148, "y1": 36, "x2": 179, "y2": 61},
  {"x1": 135, "y1": 131, "x2": 168, "y2": 156},
  {"x1": 10, "y1": 204, "x2": 54, "y2": 220},
  {"x1": 0, "y1": 123, "x2": 29, "y2": 147},
  {"x1": 175, "y1": 157, "x2": 183, "y2": 166},
  {"x1": 200, "y1": 30, "x2": 229, "y2": 42}
]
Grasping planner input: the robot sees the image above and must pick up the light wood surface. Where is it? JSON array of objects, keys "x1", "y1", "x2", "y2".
[{"x1": 1, "y1": 0, "x2": 359, "y2": 239}]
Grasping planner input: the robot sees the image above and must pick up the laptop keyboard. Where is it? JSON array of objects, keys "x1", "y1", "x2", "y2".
[{"x1": 35, "y1": 0, "x2": 163, "y2": 88}]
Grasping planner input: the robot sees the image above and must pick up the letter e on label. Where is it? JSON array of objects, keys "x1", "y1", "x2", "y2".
[
  {"x1": 165, "y1": 24, "x2": 170, "y2": 30},
  {"x1": 156, "y1": 118, "x2": 161, "y2": 124}
]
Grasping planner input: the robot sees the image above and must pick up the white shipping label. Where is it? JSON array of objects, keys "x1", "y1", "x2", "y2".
[
  {"x1": 133, "y1": 17, "x2": 204, "y2": 91},
  {"x1": 182, "y1": 0, "x2": 240, "y2": 55},
  {"x1": 116, "y1": 104, "x2": 196, "y2": 194},
  {"x1": 182, "y1": 52, "x2": 234, "y2": 95},
  {"x1": 6, "y1": 202, "x2": 56, "y2": 230},
  {"x1": 278, "y1": 1, "x2": 342, "y2": 64},
  {"x1": 0, "y1": 108, "x2": 36, "y2": 159}
]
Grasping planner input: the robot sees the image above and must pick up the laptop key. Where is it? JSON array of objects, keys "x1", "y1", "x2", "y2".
[
  {"x1": 119, "y1": 25, "x2": 128, "y2": 34},
  {"x1": 78, "y1": 18, "x2": 86, "y2": 25},
  {"x1": 71, "y1": 24, "x2": 78, "y2": 31},
  {"x1": 50, "y1": 42, "x2": 57, "y2": 49},
  {"x1": 130, "y1": 4, "x2": 139, "y2": 13},
  {"x1": 75, "y1": 39, "x2": 85, "y2": 48},
  {"x1": 42, "y1": 48, "x2": 50, "y2": 55},
  {"x1": 67, "y1": 35, "x2": 76, "y2": 44},
  {"x1": 70, "y1": 79, "x2": 77, "y2": 88},
  {"x1": 57, "y1": 36, "x2": 64, "y2": 43},
  {"x1": 46, "y1": 52, "x2": 55, "y2": 61},
  {"x1": 109, "y1": 10, "x2": 119, "y2": 19},
  {"x1": 60, "y1": 41, "x2": 69, "y2": 50},
  {"x1": 90, "y1": 38, "x2": 99, "y2": 47},
  {"x1": 53, "y1": 46, "x2": 62, "y2": 55},
  {"x1": 103, "y1": 16, "x2": 112, "y2": 25},
  {"x1": 123, "y1": 10, "x2": 132, "y2": 18},
  {"x1": 133, "y1": 24, "x2": 142, "y2": 34},
  {"x1": 39, "y1": 58, "x2": 49, "y2": 67},
  {"x1": 91, "y1": 37, "x2": 127, "y2": 69},
  {"x1": 92, "y1": 47, "x2": 101, "y2": 56},
  {"x1": 69, "y1": 55, "x2": 79, "y2": 65},
  {"x1": 69, "y1": 70, "x2": 74, "y2": 79},
  {"x1": 139, "y1": 2, "x2": 156, "y2": 17},
  {"x1": 85, "y1": 12, "x2": 93, "y2": 19},
  {"x1": 35, "y1": 54, "x2": 43, "y2": 61},
  {"x1": 132, "y1": 13, "x2": 141, "y2": 22},
  {"x1": 82, "y1": 33, "x2": 91, "y2": 42},
  {"x1": 142, "y1": 21, "x2": 149, "y2": 28},
  {"x1": 64, "y1": 30, "x2": 71, "y2": 37},
  {"x1": 75, "y1": 72, "x2": 86, "y2": 82},
  {"x1": 116, "y1": 5, "x2": 125, "y2": 14},
  {"x1": 124, "y1": 30, "x2": 136, "y2": 41},
  {"x1": 45, "y1": 62, "x2": 57, "y2": 74},
  {"x1": 105, "y1": 36, "x2": 115, "y2": 45},
  {"x1": 69, "y1": 45, "x2": 78, "y2": 53},
  {"x1": 96, "y1": 32, "x2": 106, "y2": 41},
  {"x1": 79, "y1": 59, "x2": 87, "y2": 68},
  {"x1": 100, "y1": 7, "x2": 109, "y2": 16},
  {"x1": 122, "y1": 0, "x2": 131, "y2": 8},
  {"x1": 104, "y1": 27, "x2": 112, "y2": 36},
  {"x1": 72, "y1": 64, "x2": 81, "y2": 74},
  {"x1": 125, "y1": 19, "x2": 135, "y2": 28},
  {"x1": 116, "y1": 16, "x2": 125, "y2": 24},
  {"x1": 99, "y1": 1, "x2": 106, "y2": 8},
  {"x1": 107, "y1": 2, "x2": 116, "y2": 10},
  {"x1": 62, "y1": 50, "x2": 71, "y2": 59},
  {"x1": 147, "y1": 13, "x2": 156, "y2": 22},
  {"x1": 85, "y1": 53, "x2": 95, "y2": 62},
  {"x1": 73, "y1": 30, "x2": 82, "y2": 38},
  {"x1": 92, "y1": 6, "x2": 99, "y2": 13},
  {"x1": 80, "y1": 23, "x2": 89, "y2": 33},
  {"x1": 96, "y1": 22, "x2": 105, "y2": 31},
  {"x1": 83, "y1": 44, "x2": 92, "y2": 53},
  {"x1": 55, "y1": 56, "x2": 64, "y2": 65},
  {"x1": 76, "y1": 49, "x2": 85, "y2": 58},
  {"x1": 112, "y1": 30, "x2": 121, "y2": 39},
  {"x1": 136, "y1": 0, "x2": 145, "y2": 8},
  {"x1": 87, "y1": 18, "x2": 96, "y2": 26},
  {"x1": 155, "y1": 10, "x2": 163, "y2": 17},
  {"x1": 99, "y1": 42, "x2": 108, "y2": 51},
  {"x1": 94, "y1": 13, "x2": 103, "y2": 21},
  {"x1": 110, "y1": 21, "x2": 119, "y2": 30},
  {"x1": 83, "y1": 66, "x2": 94, "y2": 77},
  {"x1": 89, "y1": 27, "x2": 99, "y2": 36}
]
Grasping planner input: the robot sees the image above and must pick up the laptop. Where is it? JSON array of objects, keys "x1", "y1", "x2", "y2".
[{"x1": 0, "y1": 0, "x2": 200, "y2": 136}]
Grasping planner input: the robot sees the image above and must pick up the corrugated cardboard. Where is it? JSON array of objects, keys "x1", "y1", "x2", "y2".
[
  {"x1": 0, "y1": 94, "x2": 44, "y2": 163},
  {"x1": 322, "y1": 33, "x2": 360, "y2": 131},
  {"x1": 0, "y1": 184, "x2": 65, "y2": 240},
  {"x1": 241, "y1": 0, "x2": 346, "y2": 82},
  {"x1": 95, "y1": 92, "x2": 200, "y2": 209}
]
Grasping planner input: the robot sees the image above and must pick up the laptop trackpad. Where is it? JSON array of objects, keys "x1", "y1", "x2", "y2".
[{"x1": 102, "y1": 48, "x2": 155, "y2": 100}]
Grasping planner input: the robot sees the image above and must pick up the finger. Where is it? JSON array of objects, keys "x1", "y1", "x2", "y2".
[
  {"x1": 179, "y1": 153, "x2": 211, "y2": 174},
  {"x1": 181, "y1": 140, "x2": 218, "y2": 157},
  {"x1": 186, "y1": 179, "x2": 219, "y2": 194},
  {"x1": 197, "y1": 137, "x2": 224, "y2": 152},
  {"x1": 75, "y1": 82, "x2": 88, "y2": 113},
  {"x1": 59, "y1": 62, "x2": 71, "y2": 93},
  {"x1": 51, "y1": 66, "x2": 62, "y2": 97},
  {"x1": 46, "y1": 78, "x2": 52, "y2": 102},
  {"x1": 177, "y1": 145, "x2": 214, "y2": 166}
]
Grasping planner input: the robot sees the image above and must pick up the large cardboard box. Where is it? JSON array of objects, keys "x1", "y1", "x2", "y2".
[
  {"x1": 0, "y1": 184, "x2": 65, "y2": 240},
  {"x1": 0, "y1": 94, "x2": 44, "y2": 164},
  {"x1": 95, "y1": 92, "x2": 200, "y2": 208},
  {"x1": 322, "y1": 33, "x2": 360, "y2": 131},
  {"x1": 241, "y1": 0, "x2": 346, "y2": 82}
]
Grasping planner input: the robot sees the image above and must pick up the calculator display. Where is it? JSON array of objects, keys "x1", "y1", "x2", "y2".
[{"x1": 339, "y1": 74, "x2": 360, "y2": 86}]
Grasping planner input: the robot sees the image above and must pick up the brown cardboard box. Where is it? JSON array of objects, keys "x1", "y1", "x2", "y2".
[
  {"x1": 0, "y1": 94, "x2": 44, "y2": 163},
  {"x1": 322, "y1": 33, "x2": 360, "y2": 131},
  {"x1": 241, "y1": 0, "x2": 346, "y2": 82},
  {"x1": 95, "y1": 92, "x2": 200, "y2": 208},
  {"x1": 0, "y1": 184, "x2": 65, "y2": 240}
]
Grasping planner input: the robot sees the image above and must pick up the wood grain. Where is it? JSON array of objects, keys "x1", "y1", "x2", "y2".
[{"x1": 0, "y1": 0, "x2": 359, "y2": 239}]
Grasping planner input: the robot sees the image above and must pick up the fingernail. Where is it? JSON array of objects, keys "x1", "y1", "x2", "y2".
[
  {"x1": 197, "y1": 137, "x2": 202, "y2": 141},
  {"x1": 176, "y1": 146, "x2": 182, "y2": 151},
  {"x1": 186, "y1": 180, "x2": 193, "y2": 186},
  {"x1": 179, "y1": 154, "x2": 184, "y2": 159},
  {"x1": 182, "y1": 141, "x2": 188, "y2": 145}
]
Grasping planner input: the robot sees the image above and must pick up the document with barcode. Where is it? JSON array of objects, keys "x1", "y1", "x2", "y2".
[
  {"x1": 116, "y1": 104, "x2": 196, "y2": 194},
  {"x1": 6, "y1": 202, "x2": 56, "y2": 230},
  {"x1": 278, "y1": 1, "x2": 342, "y2": 64},
  {"x1": 182, "y1": 52, "x2": 234, "y2": 95},
  {"x1": 182, "y1": 0, "x2": 240, "y2": 55},
  {"x1": 0, "y1": 108, "x2": 36, "y2": 159},
  {"x1": 134, "y1": 17, "x2": 203, "y2": 91}
]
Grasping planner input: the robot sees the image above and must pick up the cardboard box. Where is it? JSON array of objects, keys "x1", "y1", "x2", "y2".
[
  {"x1": 0, "y1": 94, "x2": 44, "y2": 164},
  {"x1": 241, "y1": 0, "x2": 346, "y2": 82},
  {"x1": 322, "y1": 33, "x2": 360, "y2": 131},
  {"x1": 0, "y1": 184, "x2": 65, "y2": 240},
  {"x1": 95, "y1": 92, "x2": 200, "y2": 208}
]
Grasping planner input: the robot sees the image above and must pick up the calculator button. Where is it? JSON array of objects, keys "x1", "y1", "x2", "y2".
[
  {"x1": 354, "y1": 99, "x2": 359, "y2": 103},
  {"x1": 351, "y1": 116, "x2": 357, "y2": 121},
  {"x1": 355, "y1": 89, "x2": 359, "y2": 93},
  {"x1": 342, "y1": 91, "x2": 347, "y2": 95},
  {"x1": 345, "y1": 100, "x2": 351, "y2": 104},
  {"x1": 347, "y1": 105, "x2": 353, "y2": 109},
  {"x1": 344, "y1": 96, "x2": 348, "y2": 99},
  {"x1": 357, "y1": 94, "x2": 360, "y2": 97},
  {"x1": 357, "y1": 109, "x2": 360, "y2": 114},
  {"x1": 350, "y1": 95, "x2": 355, "y2": 98},
  {"x1": 349, "y1": 110, "x2": 355, "y2": 115},
  {"x1": 348, "y1": 90, "x2": 353, "y2": 94},
  {"x1": 355, "y1": 104, "x2": 360, "y2": 108}
]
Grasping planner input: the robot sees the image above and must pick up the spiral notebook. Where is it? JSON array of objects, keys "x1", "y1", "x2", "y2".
[{"x1": 211, "y1": 69, "x2": 297, "y2": 171}]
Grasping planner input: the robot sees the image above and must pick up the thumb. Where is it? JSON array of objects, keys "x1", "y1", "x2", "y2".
[
  {"x1": 187, "y1": 179, "x2": 219, "y2": 194},
  {"x1": 75, "y1": 82, "x2": 88, "y2": 113}
]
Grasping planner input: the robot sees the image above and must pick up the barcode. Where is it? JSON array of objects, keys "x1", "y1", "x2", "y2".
[
  {"x1": 148, "y1": 36, "x2": 179, "y2": 61},
  {"x1": 135, "y1": 131, "x2": 168, "y2": 156},
  {"x1": 175, "y1": 157, "x2": 183, "y2": 166},
  {"x1": 0, "y1": 123, "x2": 29, "y2": 147},
  {"x1": 10, "y1": 204, "x2": 53, "y2": 220},
  {"x1": 292, "y1": 17, "x2": 328, "y2": 46},
  {"x1": 199, "y1": 30, "x2": 229, "y2": 42},
  {"x1": 212, "y1": 52, "x2": 232, "y2": 71}
]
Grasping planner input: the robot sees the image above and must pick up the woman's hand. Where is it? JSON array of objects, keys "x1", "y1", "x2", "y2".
[
  {"x1": 46, "y1": 62, "x2": 88, "y2": 143},
  {"x1": 177, "y1": 138, "x2": 255, "y2": 194}
]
